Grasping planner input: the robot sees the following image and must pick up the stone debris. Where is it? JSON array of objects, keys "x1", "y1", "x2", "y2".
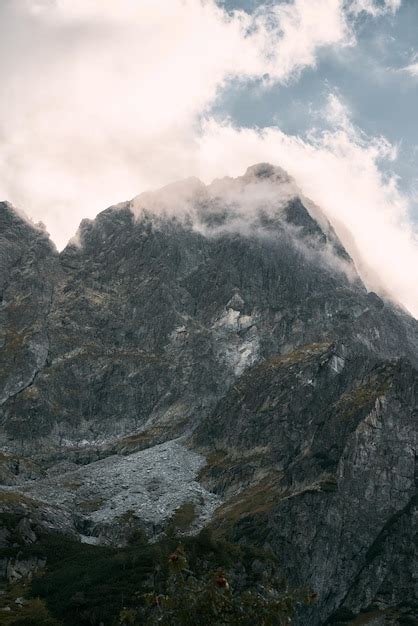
[{"x1": 16, "y1": 440, "x2": 221, "y2": 538}]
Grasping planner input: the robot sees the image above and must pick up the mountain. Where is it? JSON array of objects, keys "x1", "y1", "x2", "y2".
[{"x1": 0, "y1": 164, "x2": 417, "y2": 625}]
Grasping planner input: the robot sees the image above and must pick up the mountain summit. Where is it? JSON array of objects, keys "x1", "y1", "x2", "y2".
[{"x1": 0, "y1": 166, "x2": 417, "y2": 624}]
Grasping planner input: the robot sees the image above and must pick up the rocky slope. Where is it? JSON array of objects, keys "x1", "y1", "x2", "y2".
[
  {"x1": 194, "y1": 344, "x2": 417, "y2": 624},
  {"x1": 0, "y1": 164, "x2": 417, "y2": 625}
]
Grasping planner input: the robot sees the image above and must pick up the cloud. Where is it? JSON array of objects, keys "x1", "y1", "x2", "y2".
[
  {"x1": 0, "y1": 0, "x2": 352, "y2": 249},
  {"x1": 129, "y1": 163, "x2": 358, "y2": 286},
  {"x1": 131, "y1": 163, "x2": 297, "y2": 223},
  {"x1": 0, "y1": 0, "x2": 416, "y2": 318},
  {"x1": 395, "y1": 50, "x2": 418, "y2": 78},
  {"x1": 348, "y1": 0, "x2": 402, "y2": 16},
  {"x1": 195, "y1": 95, "x2": 418, "y2": 318},
  {"x1": 400, "y1": 62, "x2": 418, "y2": 77}
]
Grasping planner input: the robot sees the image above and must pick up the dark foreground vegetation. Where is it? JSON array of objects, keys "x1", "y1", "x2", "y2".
[{"x1": 0, "y1": 529, "x2": 313, "y2": 625}]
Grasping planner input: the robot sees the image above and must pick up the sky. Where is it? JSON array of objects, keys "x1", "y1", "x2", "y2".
[{"x1": 0, "y1": 0, "x2": 417, "y2": 316}]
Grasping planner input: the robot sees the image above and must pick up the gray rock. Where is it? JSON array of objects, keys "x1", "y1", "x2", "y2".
[
  {"x1": 0, "y1": 165, "x2": 417, "y2": 623},
  {"x1": 6, "y1": 556, "x2": 47, "y2": 584}
]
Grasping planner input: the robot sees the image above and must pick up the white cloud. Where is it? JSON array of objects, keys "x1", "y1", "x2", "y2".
[
  {"x1": 195, "y1": 95, "x2": 418, "y2": 317},
  {"x1": 0, "y1": 0, "x2": 416, "y2": 318},
  {"x1": 395, "y1": 50, "x2": 418, "y2": 78},
  {"x1": 400, "y1": 62, "x2": 418, "y2": 77},
  {"x1": 348, "y1": 0, "x2": 401, "y2": 16},
  {"x1": 0, "y1": 0, "x2": 352, "y2": 249}
]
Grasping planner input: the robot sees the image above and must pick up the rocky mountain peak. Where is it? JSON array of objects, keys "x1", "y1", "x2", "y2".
[
  {"x1": 0, "y1": 166, "x2": 417, "y2": 625},
  {"x1": 242, "y1": 162, "x2": 293, "y2": 183},
  {"x1": 79, "y1": 164, "x2": 352, "y2": 279},
  {"x1": 0, "y1": 201, "x2": 50, "y2": 239}
]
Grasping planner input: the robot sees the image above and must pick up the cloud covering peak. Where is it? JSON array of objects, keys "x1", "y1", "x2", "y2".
[
  {"x1": 0, "y1": 0, "x2": 416, "y2": 317},
  {"x1": 126, "y1": 161, "x2": 415, "y2": 315},
  {"x1": 0, "y1": 0, "x2": 353, "y2": 249}
]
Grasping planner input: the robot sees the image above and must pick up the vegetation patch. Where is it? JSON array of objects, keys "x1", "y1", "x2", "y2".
[
  {"x1": 0, "y1": 583, "x2": 59, "y2": 626},
  {"x1": 115, "y1": 427, "x2": 166, "y2": 454},
  {"x1": 76, "y1": 499, "x2": 104, "y2": 514},
  {"x1": 212, "y1": 472, "x2": 339, "y2": 539},
  {"x1": 334, "y1": 382, "x2": 387, "y2": 420},
  {"x1": 168, "y1": 502, "x2": 197, "y2": 532},
  {"x1": 0, "y1": 527, "x2": 311, "y2": 625},
  {"x1": 0, "y1": 453, "x2": 43, "y2": 478},
  {"x1": 114, "y1": 418, "x2": 191, "y2": 455},
  {"x1": 19, "y1": 386, "x2": 40, "y2": 401},
  {"x1": 197, "y1": 450, "x2": 229, "y2": 483},
  {"x1": 0, "y1": 491, "x2": 41, "y2": 508},
  {"x1": 212, "y1": 474, "x2": 282, "y2": 531},
  {"x1": 346, "y1": 608, "x2": 398, "y2": 625},
  {"x1": 256, "y1": 342, "x2": 332, "y2": 372},
  {"x1": 61, "y1": 481, "x2": 82, "y2": 491},
  {"x1": 3, "y1": 330, "x2": 29, "y2": 352},
  {"x1": 198, "y1": 448, "x2": 272, "y2": 494},
  {"x1": 318, "y1": 476, "x2": 338, "y2": 493}
]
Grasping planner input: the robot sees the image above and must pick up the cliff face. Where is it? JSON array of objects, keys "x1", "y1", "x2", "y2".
[
  {"x1": 0, "y1": 165, "x2": 417, "y2": 624},
  {"x1": 194, "y1": 345, "x2": 417, "y2": 623},
  {"x1": 0, "y1": 203, "x2": 57, "y2": 412}
]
